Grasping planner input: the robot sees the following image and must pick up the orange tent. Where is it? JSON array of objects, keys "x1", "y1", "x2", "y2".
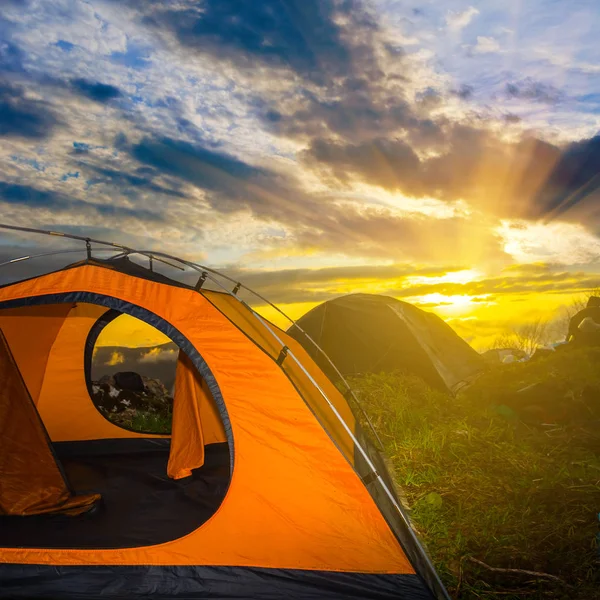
[{"x1": 0, "y1": 227, "x2": 448, "y2": 600}]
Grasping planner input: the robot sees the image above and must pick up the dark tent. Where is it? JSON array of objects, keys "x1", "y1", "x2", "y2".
[{"x1": 287, "y1": 294, "x2": 485, "y2": 394}]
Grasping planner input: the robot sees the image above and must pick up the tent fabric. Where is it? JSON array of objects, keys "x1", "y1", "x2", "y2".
[
  {"x1": 168, "y1": 352, "x2": 227, "y2": 479},
  {"x1": 0, "y1": 304, "x2": 71, "y2": 404},
  {"x1": 204, "y1": 291, "x2": 357, "y2": 463},
  {"x1": 288, "y1": 293, "x2": 485, "y2": 394},
  {"x1": 0, "y1": 258, "x2": 448, "y2": 600},
  {"x1": 0, "y1": 565, "x2": 434, "y2": 600},
  {"x1": 0, "y1": 329, "x2": 99, "y2": 517},
  {"x1": 0, "y1": 267, "x2": 411, "y2": 573}
]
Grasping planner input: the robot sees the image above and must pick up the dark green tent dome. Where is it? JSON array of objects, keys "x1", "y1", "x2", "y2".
[{"x1": 287, "y1": 293, "x2": 484, "y2": 393}]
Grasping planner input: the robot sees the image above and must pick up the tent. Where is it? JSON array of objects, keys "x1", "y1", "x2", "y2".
[
  {"x1": 287, "y1": 294, "x2": 485, "y2": 394},
  {"x1": 0, "y1": 226, "x2": 449, "y2": 600}
]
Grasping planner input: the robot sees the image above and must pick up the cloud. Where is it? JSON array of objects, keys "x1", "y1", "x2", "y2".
[
  {"x1": 0, "y1": 0, "x2": 598, "y2": 289},
  {"x1": 505, "y1": 78, "x2": 564, "y2": 104},
  {"x1": 138, "y1": 0, "x2": 375, "y2": 83},
  {"x1": 82, "y1": 164, "x2": 186, "y2": 198},
  {"x1": 498, "y1": 220, "x2": 600, "y2": 265},
  {"x1": 446, "y1": 7, "x2": 479, "y2": 32},
  {"x1": 71, "y1": 78, "x2": 122, "y2": 103},
  {"x1": 139, "y1": 347, "x2": 177, "y2": 362},
  {"x1": 131, "y1": 137, "x2": 264, "y2": 196},
  {"x1": 0, "y1": 80, "x2": 58, "y2": 138},
  {"x1": 302, "y1": 125, "x2": 600, "y2": 227},
  {"x1": 0, "y1": 181, "x2": 163, "y2": 221},
  {"x1": 473, "y1": 36, "x2": 500, "y2": 54},
  {"x1": 92, "y1": 343, "x2": 180, "y2": 390},
  {"x1": 305, "y1": 137, "x2": 422, "y2": 190},
  {"x1": 224, "y1": 261, "x2": 600, "y2": 308},
  {"x1": 0, "y1": 40, "x2": 25, "y2": 72},
  {"x1": 534, "y1": 135, "x2": 600, "y2": 221},
  {"x1": 105, "y1": 351, "x2": 125, "y2": 366}
]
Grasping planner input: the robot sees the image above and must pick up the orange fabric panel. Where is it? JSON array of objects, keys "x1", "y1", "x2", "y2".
[
  {"x1": 0, "y1": 329, "x2": 99, "y2": 516},
  {"x1": 168, "y1": 352, "x2": 226, "y2": 479},
  {"x1": 36, "y1": 303, "x2": 165, "y2": 442},
  {"x1": 0, "y1": 304, "x2": 71, "y2": 404},
  {"x1": 0, "y1": 266, "x2": 412, "y2": 575},
  {"x1": 204, "y1": 292, "x2": 356, "y2": 462}
]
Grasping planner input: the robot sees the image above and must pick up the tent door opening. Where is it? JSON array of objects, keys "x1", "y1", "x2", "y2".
[{"x1": 0, "y1": 299, "x2": 231, "y2": 550}]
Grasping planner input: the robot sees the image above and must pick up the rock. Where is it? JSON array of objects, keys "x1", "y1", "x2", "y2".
[
  {"x1": 91, "y1": 382, "x2": 121, "y2": 412},
  {"x1": 98, "y1": 374, "x2": 115, "y2": 387},
  {"x1": 113, "y1": 371, "x2": 145, "y2": 392},
  {"x1": 91, "y1": 372, "x2": 173, "y2": 420},
  {"x1": 142, "y1": 376, "x2": 168, "y2": 398}
]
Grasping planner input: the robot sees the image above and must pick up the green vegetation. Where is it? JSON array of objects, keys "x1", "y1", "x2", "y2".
[
  {"x1": 107, "y1": 408, "x2": 172, "y2": 434},
  {"x1": 351, "y1": 347, "x2": 600, "y2": 599}
]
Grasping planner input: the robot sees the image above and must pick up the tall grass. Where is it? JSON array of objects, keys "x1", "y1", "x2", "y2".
[{"x1": 350, "y1": 350, "x2": 600, "y2": 599}]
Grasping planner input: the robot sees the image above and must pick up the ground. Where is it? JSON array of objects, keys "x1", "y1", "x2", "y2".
[{"x1": 350, "y1": 346, "x2": 600, "y2": 599}]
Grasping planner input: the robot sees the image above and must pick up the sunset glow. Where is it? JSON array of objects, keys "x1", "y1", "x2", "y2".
[{"x1": 1, "y1": 1, "x2": 600, "y2": 351}]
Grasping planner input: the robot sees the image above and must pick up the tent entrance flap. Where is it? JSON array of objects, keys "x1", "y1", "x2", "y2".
[{"x1": 0, "y1": 328, "x2": 100, "y2": 517}]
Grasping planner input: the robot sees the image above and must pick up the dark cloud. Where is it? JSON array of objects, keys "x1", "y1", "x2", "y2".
[
  {"x1": 302, "y1": 127, "x2": 600, "y2": 224},
  {"x1": 392, "y1": 271, "x2": 600, "y2": 299},
  {"x1": 505, "y1": 78, "x2": 565, "y2": 104},
  {"x1": 536, "y1": 135, "x2": 600, "y2": 222},
  {"x1": 258, "y1": 80, "x2": 428, "y2": 144},
  {"x1": 415, "y1": 87, "x2": 442, "y2": 109},
  {"x1": 71, "y1": 78, "x2": 122, "y2": 103},
  {"x1": 219, "y1": 264, "x2": 600, "y2": 306},
  {"x1": 140, "y1": 0, "x2": 375, "y2": 83},
  {"x1": 0, "y1": 41, "x2": 25, "y2": 72},
  {"x1": 130, "y1": 136, "x2": 323, "y2": 221},
  {"x1": 225, "y1": 263, "x2": 466, "y2": 304},
  {"x1": 131, "y1": 136, "x2": 263, "y2": 200},
  {"x1": 455, "y1": 84, "x2": 474, "y2": 100},
  {"x1": 306, "y1": 136, "x2": 422, "y2": 190},
  {"x1": 0, "y1": 80, "x2": 58, "y2": 138},
  {"x1": 303, "y1": 125, "x2": 494, "y2": 201},
  {"x1": 92, "y1": 343, "x2": 178, "y2": 391},
  {"x1": 82, "y1": 164, "x2": 186, "y2": 198},
  {"x1": 0, "y1": 181, "x2": 162, "y2": 221},
  {"x1": 125, "y1": 135, "x2": 499, "y2": 262}
]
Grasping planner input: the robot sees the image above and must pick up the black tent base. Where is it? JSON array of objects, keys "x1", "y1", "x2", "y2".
[
  {"x1": 0, "y1": 564, "x2": 434, "y2": 600},
  {"x1": 0, "y1": 440, "x2": 230, "y2": 549}
]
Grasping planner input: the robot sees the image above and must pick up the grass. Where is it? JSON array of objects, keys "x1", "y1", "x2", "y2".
[
  {"x1": 107, "y1": 408, "x2": 172, "y2": 434},
  {"x1": 350, "y1": 346, "x2": 600, "y2": 599}
]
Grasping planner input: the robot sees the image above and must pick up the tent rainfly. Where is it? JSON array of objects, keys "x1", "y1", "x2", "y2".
[
  {"x1": 287, "y1": 294, "x2": 485, "y2": 394},
  {"x1": 0, "y1": 225, "x2": 449, "y2": 600}
]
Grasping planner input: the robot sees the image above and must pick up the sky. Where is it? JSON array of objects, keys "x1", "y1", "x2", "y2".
[{"x1": 2, "y1": 0, "x2": 600, "y2": 349}]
